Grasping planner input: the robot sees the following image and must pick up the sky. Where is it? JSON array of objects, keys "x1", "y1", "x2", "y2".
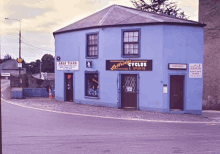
[{"x1": 0, "y1": 0, "x2": 199, "y2": 63}]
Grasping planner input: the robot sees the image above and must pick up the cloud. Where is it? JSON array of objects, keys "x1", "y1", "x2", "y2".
[{"x1": 5, "y1": 5, "x2": 55, "y2": 19}]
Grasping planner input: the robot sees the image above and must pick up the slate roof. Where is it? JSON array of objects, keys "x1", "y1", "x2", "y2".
[
  {"x1": 1, "y1": 59, "x2": 18, "y2": 70},
  {"x1": 53, "y1": 4, "x2": 206, "y2": 35}
]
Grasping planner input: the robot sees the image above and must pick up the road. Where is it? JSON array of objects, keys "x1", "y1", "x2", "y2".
[{"x1": 1, "y1": 80, "x2": 220, "y2": 154}]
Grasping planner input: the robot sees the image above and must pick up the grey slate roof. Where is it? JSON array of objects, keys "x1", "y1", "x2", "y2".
[
  {"x1": 53, "y1": 4, "x2": 205, "y2": 35},
  {"x1": 1, "y1": 60, "x2": 18, "y2": 70}
]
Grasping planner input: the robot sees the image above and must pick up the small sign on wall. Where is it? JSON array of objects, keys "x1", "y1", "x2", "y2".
[
  {"x1": 189, "y1": 63, "x2": 202, "y2": 78},
  {"x1": 86, "y1": 61, "x2": 92, "y2": 68},
  {"x1": 168, "y1": 63, "x2": 187, "y2": 70},
  {"x1": 163, "y1": 84, "x2": 167, "y2": 93},
  {"x1": 1, "y1": 73, "x2": 10, "y2": 76}
]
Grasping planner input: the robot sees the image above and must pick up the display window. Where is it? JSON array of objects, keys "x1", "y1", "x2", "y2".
[{"x1": 85, "y1": 73, "x2": 99, "y2": 97}]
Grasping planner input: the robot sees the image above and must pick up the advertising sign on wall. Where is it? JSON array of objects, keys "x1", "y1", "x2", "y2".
[
  {"x1": 57, "y1": 61, "x2": 79, "y2": 70},
  {"x1": 189, "y1": 63, "x2": 202, "y2": 78},
  {"x1": 106, "y1": 60, "x2": 152, "y2": 71}
]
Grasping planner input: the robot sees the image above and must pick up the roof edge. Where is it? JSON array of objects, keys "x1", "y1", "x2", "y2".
[{"x1": 53, "y1": 22, "x2": 206, "y2": 35}]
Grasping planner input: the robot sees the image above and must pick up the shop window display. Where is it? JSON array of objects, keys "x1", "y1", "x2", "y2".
[{"x1": 85, "y1": 73, "x2": 99, "y2": 97}]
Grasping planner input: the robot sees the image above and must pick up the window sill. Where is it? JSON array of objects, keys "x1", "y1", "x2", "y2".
[
  {"x1": 84, "y1": 96, "x2": 100, "y2": 99},
  {"x1": 122, "y1": 55, "x2": 140, "y2": 58},
  {"x1": 86, "y1": 56, "x2": 98, "y2": 59}
]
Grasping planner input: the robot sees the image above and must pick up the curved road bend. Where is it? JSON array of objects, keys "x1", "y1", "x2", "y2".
[{"x1": 1, "y1": 80, "x2": 220, "y2": 154}]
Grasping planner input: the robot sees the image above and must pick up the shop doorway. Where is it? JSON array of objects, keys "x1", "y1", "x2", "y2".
[
  {"x1": 121, "y1": 74, "x2": 137, "y2": 109},
  {"x1": 170, "y1": 75, "x2": 184, "y2": 110},
  {"x1": 65, "y1": 73, "x2": 73, "y2": 102}
]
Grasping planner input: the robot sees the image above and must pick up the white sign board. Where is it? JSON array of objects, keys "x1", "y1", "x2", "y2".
[
  {"x1": 163, "y1": 86, "x2": 167, "y2": 93},
  {"x1": 189, "y1": 63, "x2": 202, "y2": 78},
  {"x1": 169, "y1": 63, "x2": 187, "y2": 70},
  {"x1": 57, "y1": 61, "x2": 79, "y2": 70},
  {"x1": 1, "y1": 73, "x2": 10, "y2": 76},
  {"x1": 17, "y1": 63, "x2": 22, "y2": 68},
  {"x1": 126, "y1": 87, "x2": 132, "y2": 92}
]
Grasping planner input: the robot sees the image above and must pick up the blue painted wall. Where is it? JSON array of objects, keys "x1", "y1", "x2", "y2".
[
  {"x1": 55, "y1": 24, "x2": 204, "y2": 114},
  {"x1": 163, "y1": 25, "x2": 204, "y2": 114}
]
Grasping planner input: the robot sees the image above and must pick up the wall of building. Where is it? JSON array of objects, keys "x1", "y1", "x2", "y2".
[
  {"x1": 55, "y1": 25, "x2": 164, "y2": 110},
  {"x1": 199, "y1": 0, "x2": 220, "y2": 109},
  {"x1": 163, "y1": 25, "x2": 204, "y2": 113},
  {"x1": 55, "y1": 24, "x2": 204, "y2": 113}
]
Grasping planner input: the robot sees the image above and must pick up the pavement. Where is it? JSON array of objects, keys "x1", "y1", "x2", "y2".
[{"x1": 1, "y1": 79, "x2": 220, "y2": 123}]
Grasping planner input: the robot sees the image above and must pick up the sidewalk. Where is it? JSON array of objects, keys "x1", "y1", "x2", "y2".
[{"x1": 2, "y1": 85, "x2": 220, "y2": 123}]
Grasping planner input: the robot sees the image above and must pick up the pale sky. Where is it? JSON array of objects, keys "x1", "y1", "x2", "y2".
[{"x1": 0, "y1": 0, "x2": 199, "y2": 63}]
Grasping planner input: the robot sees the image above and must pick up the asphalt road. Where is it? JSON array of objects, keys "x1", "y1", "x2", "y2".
[{"x1": 1, "y1": 80, "x2": 220, "y2": 154}]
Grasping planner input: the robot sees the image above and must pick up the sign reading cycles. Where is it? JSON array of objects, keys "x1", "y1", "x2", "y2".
[{"x1": 106, "y1": 60, "x2": 152, "y2": 71}]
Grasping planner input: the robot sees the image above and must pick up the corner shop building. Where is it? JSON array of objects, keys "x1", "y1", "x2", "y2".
[{"x1": 53, "y1": 5, "x2": 205, "y2": 114}]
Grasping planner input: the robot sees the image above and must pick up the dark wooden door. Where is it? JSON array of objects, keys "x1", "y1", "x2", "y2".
[
  {"x1": 121, "y1": 74, "x2": 137, "y2": 109},
  {"x1": 170, "y1": 75, "x2": 184, "y2": 110},
  {"x1": 65, "y1": 73, "x2": 73, "y2": 102}
]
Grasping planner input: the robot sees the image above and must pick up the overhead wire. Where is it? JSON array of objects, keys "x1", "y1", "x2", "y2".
[{"x1": 21, "y1": 36, "x2": 54, "y2": 53}]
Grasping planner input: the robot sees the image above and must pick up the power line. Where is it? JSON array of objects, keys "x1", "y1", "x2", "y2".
[
  {"x1": 21, "y1": 42, "x2": 54, "y2": 53},
  {"x1": 21, "y1": 36, "x2": 40, "y2": 53},
  {"x1": 21, "y1": 36, "x2": 54, "y2": 52}
]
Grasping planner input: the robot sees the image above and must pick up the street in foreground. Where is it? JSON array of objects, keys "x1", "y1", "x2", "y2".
[{"x1": 2, "y1": 98, "x2": 220, "y2": 154}]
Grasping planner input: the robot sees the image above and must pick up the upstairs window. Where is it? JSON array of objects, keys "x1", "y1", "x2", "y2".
[
  {"x1": 87, "y1": 33, "x2": 98, "y2": 58},
  {"x1": 123, "y1": 31, "x2": 139, "y2": 55},
  {"x1": 122, "y1": 29, "x2": 141, "y2": 58}
]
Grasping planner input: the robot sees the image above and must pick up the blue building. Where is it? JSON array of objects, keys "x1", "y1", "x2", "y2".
[{"x1": 53, "y1": 5, "x2": 205, "y2": 114}]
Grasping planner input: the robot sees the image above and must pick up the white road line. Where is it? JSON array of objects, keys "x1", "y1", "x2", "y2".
[{"x1": 1, "y1": 85, "x2": 220, "y2": 124}]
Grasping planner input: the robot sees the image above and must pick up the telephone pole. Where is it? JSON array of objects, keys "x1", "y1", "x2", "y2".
[{"x1": 5, "y1": 18, "x2": 21, "y2": 74}]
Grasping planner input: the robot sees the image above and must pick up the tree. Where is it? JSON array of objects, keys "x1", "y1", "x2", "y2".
[
  {"x1": 41, "y1": 54, "x2": 54, "y2": 73},
  {"x1": 0, "y1": 54, "x2": 13, "y2": 64},
  {"x1": 131, "y1": 0, "x2": 188, "y2": 19},
  {"x1": 4, "y1": 54, "x2": 12, "y2": 60}
]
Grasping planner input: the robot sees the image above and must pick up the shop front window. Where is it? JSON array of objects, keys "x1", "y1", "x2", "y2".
[{"x1": 85, "y1": 73, "x2": 99, "y2": 97}]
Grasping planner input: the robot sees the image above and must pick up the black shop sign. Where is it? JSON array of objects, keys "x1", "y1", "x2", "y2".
[{"x1": 106, "y1": 60, "x2": 152, "y2": 71}]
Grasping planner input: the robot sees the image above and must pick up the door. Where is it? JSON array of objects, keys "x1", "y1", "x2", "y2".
[
  {"x1": 121, "y1": 74, "x2": 137, "y2": 109},
  {"x1": 65, "y1": 73, "x2": 73, "y2": 102},
  {"x1": 170, "y1": 75, "x2": 184, "y2": 110}
]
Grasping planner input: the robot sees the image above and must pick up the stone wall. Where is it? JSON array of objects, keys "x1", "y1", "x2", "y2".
[
  {"x1": 27, "y1": 74, "x2": 55, "y2": 88},
  {"x1": 199, "y1": 0, "x2": 220, "y2": 110},
  {"x1": 10, "y1": 74, "x2": 55, "y2": 89}
]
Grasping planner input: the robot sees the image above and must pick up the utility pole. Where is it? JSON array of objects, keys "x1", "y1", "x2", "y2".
[
  {"x1": 19, "y1": 21, "x2": 21, "y2": 74},
  {"x1": 5, "y1": 18, "x2": 21, "y2": 74},
  {"x1": 40, "y1": 62, "x2": 41, "y2": 79}
]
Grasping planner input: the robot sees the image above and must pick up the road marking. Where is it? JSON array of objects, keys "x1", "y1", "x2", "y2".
[{"x1": 1, "y1": 85, "x2": 220, "y2": 124}]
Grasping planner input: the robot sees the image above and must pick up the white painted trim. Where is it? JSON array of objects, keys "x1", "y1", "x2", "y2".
[{"x1": 98, "y1": 5, "x2": 115, "y2": 26}]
